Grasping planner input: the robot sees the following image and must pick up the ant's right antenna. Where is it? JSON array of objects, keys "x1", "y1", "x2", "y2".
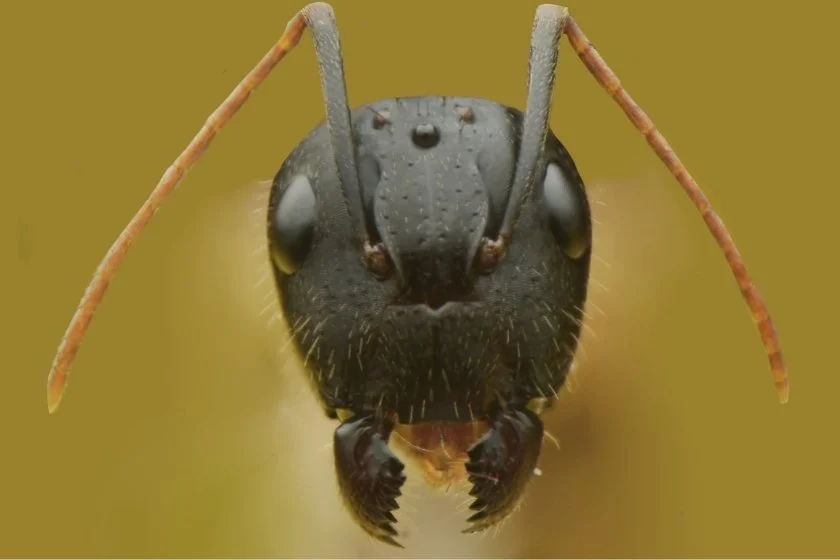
[{"x1": 46, "y1": 3, "x2": 364, "y2": 413}]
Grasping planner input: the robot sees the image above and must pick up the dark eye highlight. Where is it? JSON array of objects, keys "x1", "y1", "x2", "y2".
[
  {"x1": 269, "y1": 174, "x2": 317, "y2": 275},
  {"x1": 542, "y1": 162, "x2": 590, "y2": 259}
]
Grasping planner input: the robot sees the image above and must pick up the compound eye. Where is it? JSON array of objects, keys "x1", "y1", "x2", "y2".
[
  {"x1": 269, "y1": 174, "x2": 317, "y2": 275},
  {"x1": 542, "y1": 162, "x2": 590, "y2": 259}
]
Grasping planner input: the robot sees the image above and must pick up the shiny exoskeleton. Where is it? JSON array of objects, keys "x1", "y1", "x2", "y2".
[
  {"x1": 268, "y1": 95, "x2": 591, "y2": 545},
  {"x1": 256, "y1": 0, "x2": 595, "y2": 546}
]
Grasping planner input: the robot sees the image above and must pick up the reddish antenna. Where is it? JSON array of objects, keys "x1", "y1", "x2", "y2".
[
  {"x1": 46, "y1": 4, "x2": 322, "y2": 413},
  {"x1": 558, "y1": 8, "x2": 788, "y2": 403}
]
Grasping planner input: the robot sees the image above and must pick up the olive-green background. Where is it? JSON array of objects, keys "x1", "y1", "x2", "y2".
[{"x1": 2, "y1": 0, "x2": 836, "y2": 557}]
